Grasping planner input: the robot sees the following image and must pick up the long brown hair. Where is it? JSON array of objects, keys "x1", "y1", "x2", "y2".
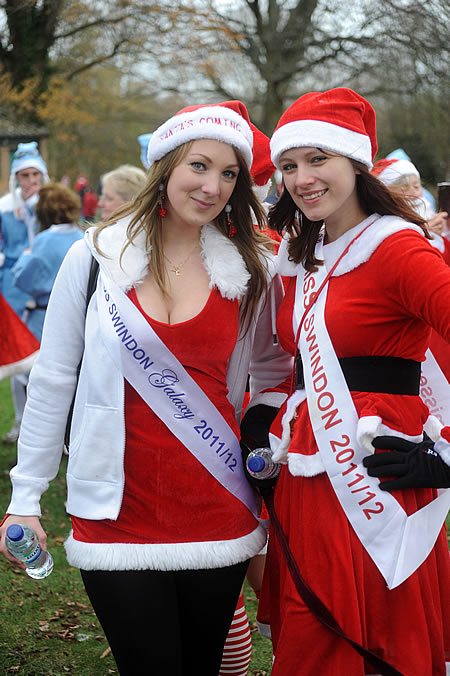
[
  {"x1": 268, "y1": 160, "x2": 430, "y2": 271},
  {"x1": 93, "y1": 142, "x2": 273, "y2": 326}
]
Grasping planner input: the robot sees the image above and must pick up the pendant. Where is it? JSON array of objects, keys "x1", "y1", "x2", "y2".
[{"x1": 171, "y1": 267, "x2": 181, "y2": 276}]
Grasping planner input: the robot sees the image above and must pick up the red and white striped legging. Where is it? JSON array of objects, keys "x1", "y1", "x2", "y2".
[{"x1": 219, "y1": 591, "x2": 252, "y2": 675}]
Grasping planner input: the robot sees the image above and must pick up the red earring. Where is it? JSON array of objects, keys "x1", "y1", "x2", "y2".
[
  {"x1": 158, "y1": 183, "x2": 167, "y2": 217},
  {"x1": 226, "y1": 204, "x2": 236, "y2": 238}
]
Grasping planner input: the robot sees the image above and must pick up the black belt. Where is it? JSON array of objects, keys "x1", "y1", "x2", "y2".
[{"x1": 295, "y1": 355, "x2": 421, "y2": 395}]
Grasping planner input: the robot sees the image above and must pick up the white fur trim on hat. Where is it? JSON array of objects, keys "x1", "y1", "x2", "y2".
[
  {"x1": 270, "y1": 119, "x2": 373, "y2": 170},
  {"x1": 147, "y1": 106, "x2": 253, "y2": 169}
]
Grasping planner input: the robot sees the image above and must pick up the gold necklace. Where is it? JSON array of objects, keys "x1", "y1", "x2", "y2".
[{"x1": 164, "y1": 243, "x2": 200, "y2": 276}]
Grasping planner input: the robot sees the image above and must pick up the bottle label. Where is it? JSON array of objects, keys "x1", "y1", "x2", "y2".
[{"x1": 24, "y1": 543, "x2": 41, "y2": 564}]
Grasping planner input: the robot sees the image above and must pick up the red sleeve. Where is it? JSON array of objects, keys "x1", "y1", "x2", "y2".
[{"x1": 374, "y1": 231, "x2": 450, "y2": 344}]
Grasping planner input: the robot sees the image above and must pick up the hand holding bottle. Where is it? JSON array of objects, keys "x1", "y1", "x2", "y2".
[{"x1": 0, "y1": 515, "x2": 47, "y2": 570}]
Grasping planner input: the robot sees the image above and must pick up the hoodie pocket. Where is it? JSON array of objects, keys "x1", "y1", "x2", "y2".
[{"x1": 67, "y1": 404, "x2": 121, "y2": 483}]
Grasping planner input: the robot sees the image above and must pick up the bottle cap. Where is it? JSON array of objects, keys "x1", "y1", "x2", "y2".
[
  {"x1": 248, "y1": 456, "x2": 266, "y2": 473},
  {"x1": 6, "y1": 524, "x2": 24, "y2": 541}
]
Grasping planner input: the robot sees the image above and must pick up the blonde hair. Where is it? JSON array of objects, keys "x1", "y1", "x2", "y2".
[
  {"x1": 93, "y1": 142, "x2": 273, "y2": 325},
  {"x1": 101, "y1": 164, "x2": 147, "y2": 204}
]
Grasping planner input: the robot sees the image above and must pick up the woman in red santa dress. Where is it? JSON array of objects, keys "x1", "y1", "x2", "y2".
[
  {"x1": 0, "y1": 101, "x2": 292, "y2": 675},
  {"x1": 257, "y1": 88, "x2": 450, "y2": 675}
]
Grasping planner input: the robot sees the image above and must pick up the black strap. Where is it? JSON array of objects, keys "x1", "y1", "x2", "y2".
[
  {"x1": 295, "y1": 354, "x2": 420, "y2": 395},
  {"x1": 64, "y1": 256, "x2": 99, "y2": 449},
  {"x1": 261, "y1": 487, "x2": 404, "y2": 676}
]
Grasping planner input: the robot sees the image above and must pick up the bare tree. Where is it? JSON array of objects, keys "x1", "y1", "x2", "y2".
[{"x1": 178, "y1": 0, "x2": 449, "y2": 133}]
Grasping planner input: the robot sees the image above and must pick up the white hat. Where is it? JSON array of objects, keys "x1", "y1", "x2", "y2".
[
  {"x1": 371, "y1": 158, "x2": 420, "y2": 185},
  {"x1": 147, "y1": 101, "x2": 254, "y2": 169},
  {"x1": 9, "y1": 141, "x2": 49, "y2": 201}
]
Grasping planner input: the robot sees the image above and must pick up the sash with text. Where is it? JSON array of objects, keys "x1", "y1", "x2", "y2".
[
  {"x1": 294, "y1": 235, "x2": 450, "y2": 589},
  {"x1": 97, "y1": 272, "x2": 258, "y2": 519}
]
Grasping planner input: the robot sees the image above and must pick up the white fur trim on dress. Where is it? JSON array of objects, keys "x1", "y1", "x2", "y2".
[
  {"x1": 64, "y1": 524, "x2": 267, "y2": 571},
  {"x1": 288, "y1": 451, "x2": 325, "y2": 476},
  {"x1": 283, "y1": 414, "x2": 426, "y2": 477},
  {"x1": 424, "y1": 415, "x2": 444, "y2": 442},
  {"x1": 87, "y1": 220, "x2": 252, "y2": 300},
  {"x1": 357, "y1": 415, "x2": 424, "y2": 454},
  {"x1": 271, "y1": 389, "x2": 307, "y2": 463},
  {"x1": 275, "y1": 216, "x2": 425, "y2": 278},
  {"x1": 276, "y1": 236, "x2": 299, "y2": 277},
  {"x1": 200, "y1": 224, "x2": 250, "y2": 299},
  {"x1": 435, "y1": 435, "x2": 450, "y2": 467},
  {"x1": 332, "y1": 216, "x2": 426, "y2": 277}
]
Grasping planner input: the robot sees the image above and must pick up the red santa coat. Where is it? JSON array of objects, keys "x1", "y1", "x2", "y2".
[{"x1": 260, "y1": 216, "x2": 450, "y2": 676}]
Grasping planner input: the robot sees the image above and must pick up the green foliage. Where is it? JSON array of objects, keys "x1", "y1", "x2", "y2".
[{"x1": 0, "y1": 379, "x2": 273, "y2": 674}]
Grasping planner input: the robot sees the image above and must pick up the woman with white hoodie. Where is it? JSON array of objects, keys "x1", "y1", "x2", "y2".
[{"x1": 0, "y1": 100, "x2": 291, "y2": 675}]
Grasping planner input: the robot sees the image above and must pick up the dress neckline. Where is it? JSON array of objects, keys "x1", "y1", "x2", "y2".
[{"x1": 129, "y1": 286, "x2": 216, "y2": 328}]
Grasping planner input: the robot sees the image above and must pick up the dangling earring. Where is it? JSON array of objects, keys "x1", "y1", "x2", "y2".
[
  {"x1": 225, "y1": 204, "x2": 236, "y2": 238},
  {"x1": 158, "y1": 183, "x2": 167, "y2": 217},
  {"x1": 294, "y1": 209, "x2": 303, "y2": 229}
]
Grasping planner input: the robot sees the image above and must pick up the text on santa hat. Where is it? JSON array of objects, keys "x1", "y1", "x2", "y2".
[{"x1": 159, "y1": 117, "x2": 243, "y2": 143}]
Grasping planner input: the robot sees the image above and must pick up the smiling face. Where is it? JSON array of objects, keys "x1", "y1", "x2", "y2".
[
  {"x1": 279, "y1": 147, "x2": 367, "y2": 237},
  {"x1": 16, "y1": 167, "x2": 44, "y2": 201},
  {"x1": 165, "y1": 139, "x2": 240, "y2": 231}
]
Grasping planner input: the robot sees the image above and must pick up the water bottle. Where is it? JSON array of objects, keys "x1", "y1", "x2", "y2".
[
  {"x1": 246, "y1": 447, "x2": 281, "y2": 481},
  {"x1": 5, "y1": 524, "x2": 54, "y2": 579}
]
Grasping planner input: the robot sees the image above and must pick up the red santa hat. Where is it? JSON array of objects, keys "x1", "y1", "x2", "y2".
[
  {"x1": 270, "y1": 88, "x2": 377, "y2": 170},
  {"x1": 250, "y1": 122, "x2": 275, "y2": 202},
  {"x1": 371, "y1": 158, "x2": 420, "y2": 185},
  {"x1": 147, "y1": 100, "x2": 254, "y2": 169}
]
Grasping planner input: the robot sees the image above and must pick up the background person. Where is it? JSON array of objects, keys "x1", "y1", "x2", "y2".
[
  {"x1": 5, "y1": 183, "x2": 83, "y2": 453},
  {"x1": 0, "y1": 141, "x2": 49, "y2": 444},
  {"x1": 259, "y1": 87, "x2": 450, "y2": 675},
  {"x1": 98, "y1": 164, "x2": 147, "y2": 220},
  {"x1": 371, "y1": 157, "x2": 449, "y2": 258},
  {"x1": 0, "y1": 100, "x2": 291, "y2": 676}
]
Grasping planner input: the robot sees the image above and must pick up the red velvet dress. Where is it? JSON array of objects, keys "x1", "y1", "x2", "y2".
[
  {"x1": 71, "y1": 287, "x2": 260, "y2": 563},
  {"x1": 261, "y1": 229, "x2": 450, "y2": 675}
]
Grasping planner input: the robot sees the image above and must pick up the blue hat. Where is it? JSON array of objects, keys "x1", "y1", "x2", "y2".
[
  {"x1": 137, "y1": 134, "x2": 152, "y2": 169},
  {"x1": 10, "y1": 141, "x2": 48, "y2": 177}
]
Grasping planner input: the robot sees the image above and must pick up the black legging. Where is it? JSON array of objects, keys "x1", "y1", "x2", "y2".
[{"x1": 81, "y1": 560, "x2": 249, "y2": 676}]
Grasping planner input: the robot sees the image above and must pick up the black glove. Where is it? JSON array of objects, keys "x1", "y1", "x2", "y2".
[
  {"x1": 240, "y1": 404, "x2": 279, "y2": 488},
  {"x1": 363, "y1": 435, "x2": 450, "y2": 490}
]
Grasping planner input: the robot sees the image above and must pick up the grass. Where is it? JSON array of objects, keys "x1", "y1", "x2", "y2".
[{"x1": 0, "y1": 377, "x2": 273, "y2": 675}]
